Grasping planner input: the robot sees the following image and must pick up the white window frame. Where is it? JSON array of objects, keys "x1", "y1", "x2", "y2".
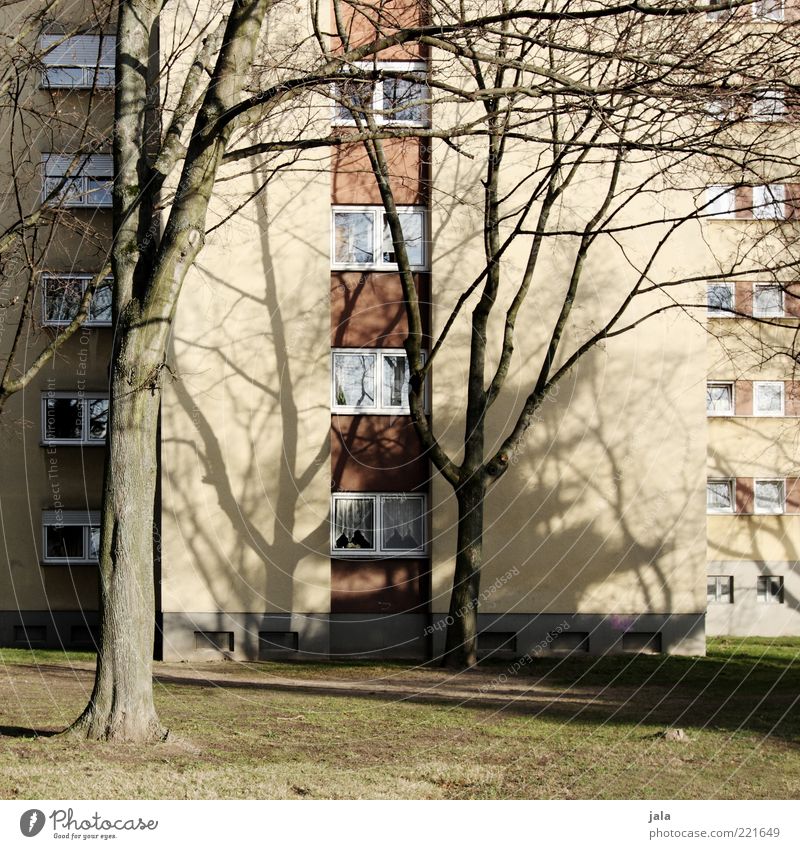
[
  {"x1": 707, "y1": 282, "x2": 735, "y2": 317},
  {"x1": 752, "y1": 283, "x2": 784, "y2": 318},
  {"x1": 706, "y1": 381, "x2": 735, "y2": 416},
  {"x1": 41, "y1": 273, "x2": 113, "y2": 327},
  {"x1": 331, "y1": 205, "x2": 428, "y2": 271},
  {"x1": 753, "y1": 184, "x2": 785, "y2": 220},
  {"x1": 42, "y1": 153, "x2": 113, "y2": 208},
  {"x1": 705, "y1": 185, "x2": 736, "y2": 219},
  {"x1": 330, "y1": 492, "x2": 427, "y2": 558},
  {"x1": 41, "y1": 510, "x2": 100, "y2": 565},
  {"x1": 754, "y1": 478, "x2": 785, "y2": 514},
  {"x1": 751, "y1": 88, "x2": 786, "y2": 122},
  {"x1": 39, "y1": 34, "x2": 115, "y2": 89},
  {"x1": 41, "y1": 392, "x2": 109, "y2": 445},
  {"x1": 752, "y1": 0, "x2": 784, "y2": 21},
  {"x1": 331, "y1": 348, "x2": 427, "y2": 415},
  {"x1": 707, "y1": 575, "x2": 734, "y2": 604},
  {"x1": 331, "y1": 61, "x2": 429, "y2": 128},
  {"x1": 753, "y1": 380, "x2": 784, "y2": 416},
  {"x1": 757, "y1": 575, "x2": 784, "y2": 604},
  {"x1": 707, "y1": 478, "x2": 735, "y2": 514}
]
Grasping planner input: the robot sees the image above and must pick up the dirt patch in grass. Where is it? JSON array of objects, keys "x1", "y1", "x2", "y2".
[{"x1": 0, "y1": 638, "x2": 798, "y2": 799}]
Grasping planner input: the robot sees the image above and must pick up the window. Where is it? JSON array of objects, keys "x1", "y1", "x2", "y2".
[
  {"x1": 751, "y1": 89, "x2": 786, "y2": 121},
  {"x1": 332, "y1": 206, "x2": 427, "y2": 270},
  {"x1": 331, "y1": 493, "x2": 426, "y2": 556},
  {"x1": 752, "y1": 283, "x2": 784, "y2": 317},
  {"x1": 754, "y1": 479, "x2": 785, "y2": 514},
  {"x1": 757, "y1": 575, "x2": 784, "y2": 603},
  {"x1": 707, "y1": 479, "x2": 734, "y2": 513},
  {"x1": 332, "y1": 62, "x2": 429, "y2": 127},
  {"x1": 706, "y1": 0, "x2": 733, "y2": 20},
  {"x1": 752, "y1": 0, "x2": 784, "y2": 21},
  {"x1": 42, "y1": 153, "x2": 113, "y2": 207},
  {"x1": 707, "y1": 575, "x2": 734, "y2": 603},
  {"x1": 754, "y1": 381, "x2": 784, "y2": 415},
  {"x1": 42, "y1": 274, "x2": 112, "y2": 326},
  {"x1": 41, "y1": 393, "x2": 108, "y2": 445},
  {"x1": 753, "y1": 184, "x2": 785, "y2": 219},
  {"x1": 707, "y1": 283, "x2": 734, "y2": 316},
  {"x1": 40, "y1": 34, "x2": 115, "y2": 89},
  {"x1": 707, "y1": 382, "x2": 734, "y2": 415},
  {"x1": 705, "y1": 185, "x2": 736, "y2": 218},
  {"x1": 332, "y1": 349, "x2": 424, "y2": 414},
  {"x1": 42, "y1": 511, "x2": 100, "y2": 564}
]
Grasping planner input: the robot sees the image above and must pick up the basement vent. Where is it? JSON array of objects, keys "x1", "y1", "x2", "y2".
[
  {"x1": 258, "y1": 631, "x2": 299, "y2": 658},
  {"x1": 70, "y1": 625, "x2": 99, "y2": 649},
  {"x1": 14, "y1": 625, "x2": 46, "y2": 645},
  {"x1": 622, "y1": 631, "x2": 662, "y2": 654},
  {"x1": 547, "y1": 631, "x2": 589, "y2": 653},
  {"x1": 477, "y1": 631, "x2": 517, "y2": 655},
  {"x1": 194, "y1": 630, "x2": 234, "y2": 652}
]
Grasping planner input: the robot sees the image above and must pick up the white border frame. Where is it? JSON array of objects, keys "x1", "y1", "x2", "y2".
[
  {"x1": 41, "y1": 392, "x2": 109, "y2": 445},
  {"x1": 331, "y1": 205, "x2": 428, "y2": 271},
  {"x1": 331, "y1": 348, "x2": 428, "y2": 415},
  {"x1": 330, "y1": 492, "x2": 428, "y2": 558},
  {"x1": 752, "y1": 282, "x2": 785, "y2": 318},
  {"x1": 706, "y1": 381, "x2": 735, "y2": 416},
  {"x1": 707, "y1": 282, "x2": 735, "y2": 317},
  {"x1": 707, "y1": 575, "x2": 734, "y2": 604},
  {"x1": 41, "y1": 510, "x2": 101, "y2": 565},
  {"x1": 753, "y1": 478, "x2": 786, "y2": 514},
  {"x1": 707, "y1": 478, "x2": 735, "y2": 514},
  {"x1": 41, "y1": 273, "x2": 113, "y2": 327},
  {"x1": 753, "y1": 380, "x2": 785, "y2": 416}
]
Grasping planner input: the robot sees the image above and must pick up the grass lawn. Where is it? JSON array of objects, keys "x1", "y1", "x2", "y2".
[{"x1": 0, "y1": 637, "x2": 798, "y2": 799}]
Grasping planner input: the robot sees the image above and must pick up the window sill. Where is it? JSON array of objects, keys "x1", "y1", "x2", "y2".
[
  {"x1": 40, "y1": 441, "x2": 106, "y2": 448},
  {"x1": 331, "y1": 264, "x2": 428, "y2": 273},
  {"x1": 331, "y1": 549, "x2": 428, "y2": 559},
  {"x1": 41, "y1": 560, "x2": 98, "y2": 567}
]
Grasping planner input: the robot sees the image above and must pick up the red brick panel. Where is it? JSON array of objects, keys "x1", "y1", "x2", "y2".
[
  {"x1": 331, "y1": 558, "x2": 428, "y2": 612},
  {"x1": 735, "y1": 380, "x2": 753, "y2": 415},
  {"x1": 736, "y1": 477, "x2": 754, "y2": 514},
  {"x1": 786, "y1": 478, "x2": 800, "y2": 513},
  {"x1": 735, "y1": 281, "x2": 753, "y2": 317},
  {"x1": 331, "y1": 416, "x2": 429, "y2": 491},
  {"x1": 331, "y1": 272, "x2": 430, "y2": 347},
  {"x1": 332, "y1": 138, "x2": 427, "y2": 205},
  {"x1": 329, "y1": 0, "x2": 427, "y2": 59},
  {"x1": 786, "y1": 381, "x2": 800, "y2": 416},
  {"x1": 785, "y1": 184, "x2": 800, "y2": 220},
  {"x1": 735, "y1": 186, "x2": 753, "y2": 219},
  {"x1": 785, "y1": 283, "x2": 800, "y2": 317}
]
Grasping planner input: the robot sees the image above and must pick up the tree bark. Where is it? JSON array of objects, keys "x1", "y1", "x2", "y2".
[
  {"x1": 442, "y1": 478, "x2": 485, "y2": 668},
  {"x1": 69, "y1": 317, "x2": 166, "y2": 742}
]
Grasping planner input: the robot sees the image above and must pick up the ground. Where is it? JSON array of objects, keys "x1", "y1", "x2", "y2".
[{"x1": 0, "y1": 637, "x2": 798, "y2": 799}]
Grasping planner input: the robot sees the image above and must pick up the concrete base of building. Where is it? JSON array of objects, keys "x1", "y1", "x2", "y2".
[
  {"x1": 158, "y1": 610, "x2": 706, "y2": 661},
  {"x1": 0, "y1": 610, "x2": 99, "y2": 651}
]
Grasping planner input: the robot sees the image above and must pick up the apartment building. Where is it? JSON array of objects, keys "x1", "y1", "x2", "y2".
[{"x1": 2, "y1": 1, "x2": 794, "y2": 660}]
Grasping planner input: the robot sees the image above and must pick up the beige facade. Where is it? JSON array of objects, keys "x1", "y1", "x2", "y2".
[{"x1": 3, "y1": 1, "x2": 798, "y2": 660}]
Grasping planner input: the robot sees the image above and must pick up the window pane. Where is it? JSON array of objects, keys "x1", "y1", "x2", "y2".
[
  {"x1": 382, "y1": 212, "x2": 424, "y2": 265},
  {"x1": 88, "y1": 400, "x2": 109, "y2": 440},
  {"x1": 334, "y1": 212, "x2": 374, "y2": 264},
  {"x1": 707, "y1": 481, "x2": 732, "y2": 512},
  {"x1": 43, "y1": 67, "x2": 85, "y2": 87},
  {"x1": 755, "y1": 480, "x2": 783, "y2": 513},
  {"x1": 45, "y1": 525, "x2": 84, "y2": 559},
  {"x1": 706, "y1": 383, "x2": 733, "y2": 413},
  {"x1": 382, "y1": 496, "x2": 424, "y2": 551},
  {"x1": 46, "y1": 398, "x2": 82, "y2": 440},
  {"x1": 707, "y1": 284, "x2": 733, "y2": 314},
  {"x1": 85, "y1": 177, "x2": 112, "y2": 206},
  {"x1": 707, "y1": 577, "x2": 718, "y2": 602},
  {"x1": 44, "y1": 277, "x2": 83, "y2": 323},
  {"x1": 753, "y1": 285, "x2": 782, "y2": 317},
  {"x1": 334, "y1": 80, "x2": 373, "y2": 122},
  {"x1": 382, "y1": 355, "x2": 410, "y2": 408},
  {"x1": 89, "y1": 282, "x2": 112, "y2": 323},
  {"x1": 753, "y1": 185, "x2": 785, "y2": 219},
  {"x1": 88, "y1": 527, "x2": 101, "y2": 561},
  {"x1": 752, "y1": 0, "x2": 783, "y2": 20},
  {"x1": 382, "y1": 76, "x2": 427, "y2": 123},
  {"x1": 752, "y1": 90, "x2": 785, "y2": 121},
  {"x1": 333, "y1": 498, "x2": 375, "y2": 550},
  {"x1": 755, "y1": 382, "x2": 783, "y2": 414},
  {"x1": 95, "y1": 68, "x2": 115, "y2": 88},
  {"x1": 333, "y1": 352, "x2": 376, "y2": 409},
  {"x1": 719, "y1": 577, "x2": 731, "y2": 602},
  {"x1": 707, "y1": 185, "x2": 735, "y2": 218}
]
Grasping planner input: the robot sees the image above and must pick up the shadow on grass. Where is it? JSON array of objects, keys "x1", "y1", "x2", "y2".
[{"x1": 0, "y1": 726, "x2": 58, "y2": 739}]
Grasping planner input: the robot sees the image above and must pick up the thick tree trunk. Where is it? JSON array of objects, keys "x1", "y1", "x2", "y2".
[
  {"x1": 442, "y1": 480, "x2": 485, "y2": 668},
  {"x1": 69, "y1": 323, "x2": 166, "y2": 742}
]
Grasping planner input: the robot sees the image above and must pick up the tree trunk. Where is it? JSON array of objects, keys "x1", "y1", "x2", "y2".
[
  {"x1": 442, "y1": 479, "x2": 485, "y2": 668},
  {"x1": 69, "y1": 321, "x2": 166, "y2": 742}
]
